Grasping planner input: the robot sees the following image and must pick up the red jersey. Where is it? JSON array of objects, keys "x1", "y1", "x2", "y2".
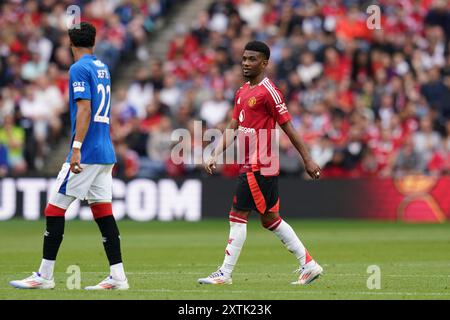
[{"x1": 232, "y1": 77, "x2": 292, "y2": 176}]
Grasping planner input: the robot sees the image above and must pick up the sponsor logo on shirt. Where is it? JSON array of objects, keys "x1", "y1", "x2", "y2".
[
  {"x1": 72, "y1": 81, "x2": 85, "y2": 93},
  {"x1": 238, "y1": 125, "x2": 256, "y2": 134},
  {"x1": 239, "y1": 109, "x2": 245, "y2": 122}
]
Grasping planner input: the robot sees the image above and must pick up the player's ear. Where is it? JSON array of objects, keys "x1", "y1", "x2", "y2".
[{"x1": 262, "y1": 58, "x2": 268, "y2": 68}]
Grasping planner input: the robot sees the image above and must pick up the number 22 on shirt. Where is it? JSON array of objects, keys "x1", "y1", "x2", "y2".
[{"x1": 94, "y1": 83, "x2": 110, "y2": 124}]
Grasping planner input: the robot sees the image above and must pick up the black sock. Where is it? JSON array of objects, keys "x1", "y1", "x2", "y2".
[
  {"x1": 94, "y1": 215, "x2": 122, "y2": 265},
  {"x1": 43, "y1": 216, "x2": 65, "y2": 260}
]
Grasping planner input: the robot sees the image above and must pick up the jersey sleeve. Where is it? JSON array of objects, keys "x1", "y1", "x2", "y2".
[
  {"x1": 232, "y1": 88, "x2": 241, "y2": 121},
  {"x1": 264, "y1": 83, "x2": 291, "y2": 125},
  {"x1": 70, "y1": 64, "x2": 91, "y2": 101}
]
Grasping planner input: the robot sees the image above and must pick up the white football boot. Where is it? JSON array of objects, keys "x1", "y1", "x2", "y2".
[
  {"x1": 85, "y1": 275, "x2": 129, "y2": 290},
  {"x1": 10, "y1": 272, "x2": 55, "y2": 289},
  {"x1": 291, "y1": 260, "x2": 323, "y2": 285},
  {"x1": 198, "y1": 269, "x2": 232, "y2": 285}
]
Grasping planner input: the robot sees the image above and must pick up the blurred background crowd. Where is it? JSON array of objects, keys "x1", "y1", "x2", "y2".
[
  {"x1": 0, "y1": 0, "x2": 177, "y2": 175},
  {"x1": 1, "y1": 0, "x2": 450, "y2": 179}
]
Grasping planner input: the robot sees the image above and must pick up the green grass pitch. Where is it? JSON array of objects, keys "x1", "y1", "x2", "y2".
[{"x1": 1, "y1": 218, "x2": 450, "y2": 300}]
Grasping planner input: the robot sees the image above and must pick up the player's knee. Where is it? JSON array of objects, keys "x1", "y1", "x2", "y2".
[
  {"x1": 46, "y1": 193, "x2": 75, "y2": 216},
  {"x1": 90, "y1": 202, "x2": 113, "y2": 219},
  {"x1": 229, "y1": 210, "x2": 249, "y2": 224},
  {"x1": 261, "y1": 215, "x2": 282, "y2": 231},
  {"x1": 44, "y1": 203, "x2": 66, "y2": 217}
]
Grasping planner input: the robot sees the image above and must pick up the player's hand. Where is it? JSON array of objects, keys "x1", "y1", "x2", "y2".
[
  {"x1": 70, "y1": 149, "x2": 83, "y2": 174},
  {"x1": 205, "y1": 156, "x2": 217, "y2": 175},
  {"x1": 305, "y1": 159, "x2": 321, "y2": 180}
]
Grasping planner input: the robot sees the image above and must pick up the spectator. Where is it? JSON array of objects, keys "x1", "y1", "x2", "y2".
[
  {"x1": 394, "y1": 136, "x2": 427, "y2": 176},
  {"x1": 0, "y1": 115, "x2": 27, "y2": 175},
  {"x1": 19, "y1": 84, "x2": 52, "y2": 169},
  {"x1": 140, "y1": 92, "x2": 171, "y2": 133},
  {"x1": 159, "y1": 74, "x2": 182, "y2": 115},
  {"x1": 126, "y1": 69, "x2": 154, "y2": 119},
  {"x1": 21, "y1": 52, "x2": 47, "y2": 81},
  {"x1": 0, "y1": 90, "x2": 14, "y2": 125},
  {"x1": 199, "y1": 89, "x2": 231, "y2": 128},
  {"x1": 95, "y1": 14, "x2": 126, "y2": 72},
  {"x1": 114, "y1": 141, "x2": 140, "y2": 179},
  {"x1": 112, "y1": 86, "x2": 138, "y2": 124},
  {"x1": 310, "y1": 135, "x2": 333, "y2": 168},
  {"x1": 141, "y1": 116, "x2": 173, "y2": 178},
  {"x1": 192, "y1": 11, "x2": 211, "y2": 46},
  {"x1": 413, "y1": 116, "x2": 442, "y2": 164},
  {"x1": 237, "y1": 0, "x2": 265, "y2": 29},
  {"x1": 296, "y1": 51, "x2": 323, "y2": 86},
  {"x1": 35, "y1": 75, "x2": 64, "y2": 142}
]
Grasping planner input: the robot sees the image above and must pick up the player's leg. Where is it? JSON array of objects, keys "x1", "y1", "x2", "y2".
[
  {"x1": 221, "y1": 208, "x2": 249, "y2": 278},
  {"x1": 198, "y1": 174, "x2": 253, "y2": 285},
  {"x1": 198, "y1": 207, "x2": 250, "y2": 285},
  {"x1": 39, "y1": 194, "x2": 75, "y2": 280},
  {"x1": 10, "y1": 164, "x2": 76, "y2": 289},
  {"x1": 84, "y1": 200, "x2": 128, "y2": 290},
  {"x1": 259, "y1": 173, "x2": 322, "y2": 284},
  {"x1": 83, "y1": 165, "x2": 128, "y2": 290},
  {"x1": 261, "y1": 208, "x2": 323, "y2": 285}
]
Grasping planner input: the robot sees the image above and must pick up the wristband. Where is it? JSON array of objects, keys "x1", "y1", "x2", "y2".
[{"x1": 72, "y1": 141, "x2": 82, "y2": 149}]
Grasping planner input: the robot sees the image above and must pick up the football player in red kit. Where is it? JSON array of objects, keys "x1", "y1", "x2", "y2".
[{"x1": 198, "y1": 41, "x2": 323, "y2": 285}]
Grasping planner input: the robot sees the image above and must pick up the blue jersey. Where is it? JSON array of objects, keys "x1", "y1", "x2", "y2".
[{"x1": 66, "y1": 54, "x2": 116, "y2": 164}]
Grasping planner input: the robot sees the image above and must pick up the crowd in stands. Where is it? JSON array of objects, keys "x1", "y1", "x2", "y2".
[
  {"x1": 1, "y1": 0, "x2": 450, "y2": 179},
  {"x1": 0, "y1": 0, "x2": 177, "y2": 175},
  {"x1": 112, "y1": 0, "x2": 450, "y2": 179}
]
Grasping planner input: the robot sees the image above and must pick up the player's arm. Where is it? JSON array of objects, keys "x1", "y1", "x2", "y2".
[
  {"x1": 280, "y1": 120, "x2": 321, "y2": 180},
  {"x1": 70, "y1": 99, "x2": 91, "y2": 174},
  {"x1": 265, "y1": 83, "x2": 321, "y2": 180},
  {"x1": 205, "y1": 118, "x2": 238, "y2": 175}
]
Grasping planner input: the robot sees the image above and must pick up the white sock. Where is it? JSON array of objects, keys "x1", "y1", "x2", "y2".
[
  {"x1": 38, "y1": 259, "x2": 55, "y2": 280},
  {"x1": 110, "y1": 263, "x2": 126, "y2": 281},
  {"x1": 220, "y1": 219, "x2": 247, "y2": 276},
  {"x1": 271, "y1": 219, "x2": 311, "y2": 267}
]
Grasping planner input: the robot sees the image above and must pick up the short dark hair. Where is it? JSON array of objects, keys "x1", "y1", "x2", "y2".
[
  {"x1": 244, "y1": 41, "x2": 270, "y2": 60},
  {"x1": 68, "y1": 22, "x2": 96, "y2": 48}
]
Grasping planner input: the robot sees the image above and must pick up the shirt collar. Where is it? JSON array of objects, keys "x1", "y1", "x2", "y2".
[{"x1": 79, "y1": 54, "x2": 96, "y2": 60}]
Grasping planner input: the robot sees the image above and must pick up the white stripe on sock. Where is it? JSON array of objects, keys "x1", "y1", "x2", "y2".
[{"x1": 230, "y1": 216, "x2": 248, "y2": 223}]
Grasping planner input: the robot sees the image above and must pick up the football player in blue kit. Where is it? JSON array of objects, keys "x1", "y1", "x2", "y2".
[{"x1": 10, "y1": 22, "x2": 128, "y2": 290}]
